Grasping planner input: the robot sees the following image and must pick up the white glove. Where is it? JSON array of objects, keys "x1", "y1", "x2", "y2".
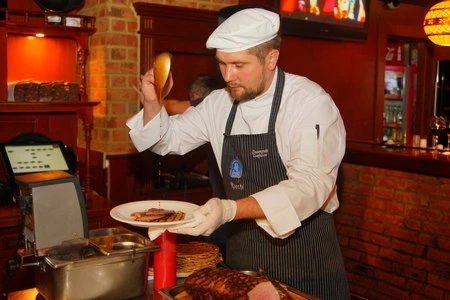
[
  {"x1": 169, "y1": 198, "x2": 237, "y2": 236},
  {"x1": 147, "y1": 210, "x2": 206, "y2": 240}
]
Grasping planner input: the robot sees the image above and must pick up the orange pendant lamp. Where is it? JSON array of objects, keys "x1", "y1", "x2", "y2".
[{"x1": 424, "y1": 1, "x2": 450, "y2": 46}]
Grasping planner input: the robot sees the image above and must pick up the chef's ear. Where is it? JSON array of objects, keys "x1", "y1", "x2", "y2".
[{"x1": 266, "y1": 49, "x2": 279, "y2": 70}]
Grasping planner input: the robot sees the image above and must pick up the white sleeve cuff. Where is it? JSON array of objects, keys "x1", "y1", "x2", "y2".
[
  {"x1": 127, "y1": 109, "x2": 168, "y2": 152},
  {"x1": 255, "y1": 219, "x2": 295, "y2": 239},
  {"x1": 252, "y1": 190, "x2": 301, "y2": 237}
]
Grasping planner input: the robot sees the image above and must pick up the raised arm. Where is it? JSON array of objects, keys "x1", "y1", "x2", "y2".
[{"x1": 139, "y1": 69, "x2": 174, "y2": 126}]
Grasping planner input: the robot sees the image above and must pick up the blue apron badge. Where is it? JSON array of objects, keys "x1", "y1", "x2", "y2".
[{"x1": 229, "y1": 158, "x2": 242, "y2": 178}]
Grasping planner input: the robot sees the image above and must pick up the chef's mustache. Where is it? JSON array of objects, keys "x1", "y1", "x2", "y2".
[{"x1": 226, "y1": 83, "x2": 243, "y2": 90}]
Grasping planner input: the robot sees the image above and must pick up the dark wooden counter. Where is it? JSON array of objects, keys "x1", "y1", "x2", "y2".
[
  {"x1": 344, "y1": 140, "x2": 450, "y2": 178},
  {"x1": 338, "y1": 142, "x2": 450, "y2": 299}
]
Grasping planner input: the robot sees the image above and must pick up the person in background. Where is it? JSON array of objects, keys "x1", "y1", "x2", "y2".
[
  {"x1": 127, "y1": 8, "x2": 350, "y2": 299},
  {"x1": 164, "y1": 74, "x2": 218, "y2": 115}
]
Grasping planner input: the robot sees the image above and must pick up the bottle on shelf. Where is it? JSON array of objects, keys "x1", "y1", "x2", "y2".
[{"x1": 392, "y1": 107, "x2": 397, "y2": 124}]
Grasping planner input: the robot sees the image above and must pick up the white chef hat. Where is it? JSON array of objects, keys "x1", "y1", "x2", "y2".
[{"x1": 206, "y1": 8, "x2": 280, "y2": 53}]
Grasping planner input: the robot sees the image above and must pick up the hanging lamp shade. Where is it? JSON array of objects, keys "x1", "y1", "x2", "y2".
[
  {"x1": 34, "y1": 0, "x2": 85, "y2": 13},
  {"x1": 424, "y1": 1, "x2": 450, "y2": 46}
]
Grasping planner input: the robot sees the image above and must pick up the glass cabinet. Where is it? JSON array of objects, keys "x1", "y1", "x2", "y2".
[{"x1": 383, "y1": 42, "x2": 418, "y2": 145}]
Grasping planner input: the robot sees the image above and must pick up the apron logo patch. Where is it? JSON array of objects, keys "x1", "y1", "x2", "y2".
[
  {"x1": 229, "y1": 158, "x2": 242, "y2": 178},
  {"x1": 252, "y1": 149, "x2": 268, "y2": 158},
  {"x1": 230, "y1": 182, "x2": 244, "y2": 190}
]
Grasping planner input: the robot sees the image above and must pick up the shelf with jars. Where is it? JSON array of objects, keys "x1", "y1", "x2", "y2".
[{"x1": 0, "y1": 8, "x2": 96, "y2": 102}]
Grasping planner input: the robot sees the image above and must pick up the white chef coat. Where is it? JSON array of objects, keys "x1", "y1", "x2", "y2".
[{"x1": 127, "y1": 68, "x2": 346, "y2": 238}]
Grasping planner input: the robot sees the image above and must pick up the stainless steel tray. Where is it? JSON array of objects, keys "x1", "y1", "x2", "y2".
[{"x1": 88, "y1": 226, "x2": 160, "y2": 255}]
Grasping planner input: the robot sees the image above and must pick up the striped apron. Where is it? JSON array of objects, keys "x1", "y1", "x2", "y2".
[{"x1": 221, "y1": 70, "x2": 350, "y2": 299}]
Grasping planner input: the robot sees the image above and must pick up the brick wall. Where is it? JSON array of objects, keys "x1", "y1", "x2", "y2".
[
  {"x1": 336, "y1": 163, "x2": 450, "y2": 299},
  {"x1": 78, "y1": 0, "x2": 236, "y2": 154}
]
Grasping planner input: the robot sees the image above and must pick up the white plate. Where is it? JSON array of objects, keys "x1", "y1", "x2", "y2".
[{"x1": 110, "y1": 200, "x2": 199, "y2": 228}]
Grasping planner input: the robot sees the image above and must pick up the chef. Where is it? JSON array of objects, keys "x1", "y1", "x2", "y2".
[{"x1": 127, "y1": 7, "x2": 350, "y2": 300}]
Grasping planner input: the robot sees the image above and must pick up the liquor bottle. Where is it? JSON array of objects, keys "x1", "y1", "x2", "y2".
[
  {"x1": 397, "y1": 110, "x2": 403, "y2": 125},
  {"x1": 392, "y1": 107, "x2": 397, "y2": 124}
]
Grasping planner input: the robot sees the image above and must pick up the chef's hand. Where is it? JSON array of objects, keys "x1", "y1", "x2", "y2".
[
  {"x1": 169, "y1": 198, "x2": 237, "y2": 236},
  {"x1": 139, "y1": 69, "x2": 173, "y2": 106}
]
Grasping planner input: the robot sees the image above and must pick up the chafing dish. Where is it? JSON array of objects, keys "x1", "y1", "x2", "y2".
[
  {"x1": 36, "y1": 228, "x2": 157, "y2": 300},
  {"x1": 6, "y1": 171, "x2": 159, "y2": 300}
]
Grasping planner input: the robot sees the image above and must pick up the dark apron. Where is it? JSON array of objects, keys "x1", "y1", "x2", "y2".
[{"x1": 221, "y1": 70, "x2": 350, "y2": 300}]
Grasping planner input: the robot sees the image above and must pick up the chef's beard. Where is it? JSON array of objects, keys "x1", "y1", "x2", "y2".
[{"x1": 225, "y1": 73, "x2": 267, "y2": 102}]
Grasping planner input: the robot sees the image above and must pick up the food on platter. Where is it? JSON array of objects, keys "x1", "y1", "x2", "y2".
[
  {"x1": 182, "y1": 267, "x2": 288, "y2": 300},
  {"x1": 130, "y1": 208, "x2": 185, "y2": 222},
  {"x1": 110, "y1": 200, "x2": 198, "y2": 228},
  {"x1": 176, "y1": 242, "x2": 223, "y2": 275},
  {"x1": 160, "y1": 267, "x2": 316, "y2": 300},
  {"x1": 150, "y1": 242, "x2": 223, "y2": 278}
]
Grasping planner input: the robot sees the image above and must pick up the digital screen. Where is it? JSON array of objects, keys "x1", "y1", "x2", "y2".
[
  {"x1": 4, "y1": 143, "x2": 69, "y2": 175},
  {"x1": 279, "y1": 0, "x2": 367, "y2": 28},
  {"x1": 275, "y1": 0, "x2": 370, "y2": 41}
]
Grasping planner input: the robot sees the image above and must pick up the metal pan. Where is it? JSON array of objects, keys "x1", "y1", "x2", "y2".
[{"x1": 88, "y1": 226, "x2": 160, "y2": 255}]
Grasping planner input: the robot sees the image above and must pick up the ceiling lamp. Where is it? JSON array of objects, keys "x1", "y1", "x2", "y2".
[
  {"x1": 424, "y1": 1, "x2": 450, "y2": 46},
  {"x1": 34, "y1": 0, "x2": 85, "y2": 13}
]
